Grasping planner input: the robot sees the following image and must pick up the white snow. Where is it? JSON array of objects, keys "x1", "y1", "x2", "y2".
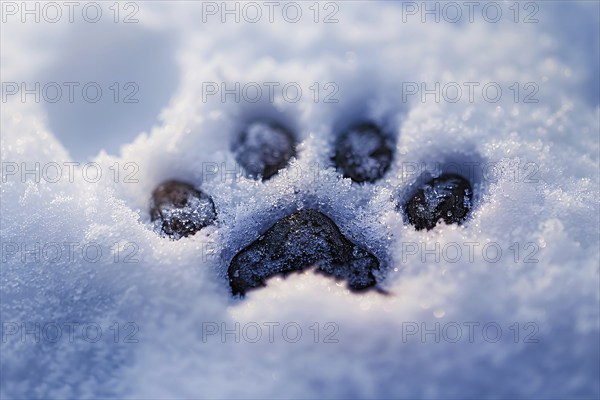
[{"x1": 1, "y1": 1, "x2": 599, "y2": 399}]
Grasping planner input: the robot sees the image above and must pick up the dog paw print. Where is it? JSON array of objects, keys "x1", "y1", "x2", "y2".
[{"x1": 150, "y1": 119, "x2": 475, "y2": 296}]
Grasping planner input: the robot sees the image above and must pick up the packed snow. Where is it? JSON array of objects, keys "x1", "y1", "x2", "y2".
[{"x1": 1, "y1": 1, "x2": 599, "y2": 399}]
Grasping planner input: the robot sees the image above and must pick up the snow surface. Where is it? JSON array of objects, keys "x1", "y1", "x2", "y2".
[{"x1": 1, "y1": 1, "x2": 599, "y2": 398}]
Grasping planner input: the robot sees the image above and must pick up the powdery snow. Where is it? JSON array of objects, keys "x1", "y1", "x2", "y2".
[{"x1": 1, "y1": 1, "x2": 599, "y2": 399}]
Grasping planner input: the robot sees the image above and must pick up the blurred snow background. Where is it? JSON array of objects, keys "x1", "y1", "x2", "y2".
[{"x1": 1, "y1": 1, "x2": 599, "y2": 398}]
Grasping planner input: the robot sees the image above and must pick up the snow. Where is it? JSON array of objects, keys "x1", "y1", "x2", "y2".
[{"x1": 1, "y1": 1, "x2": 599, "y2": 399}]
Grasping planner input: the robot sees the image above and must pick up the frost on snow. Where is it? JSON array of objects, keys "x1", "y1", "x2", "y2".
[{"x1": 1, "y1": 1, "x2": 599, "y2": 399}]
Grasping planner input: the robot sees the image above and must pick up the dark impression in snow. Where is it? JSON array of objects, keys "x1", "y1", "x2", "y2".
[
  {"x1": 232, "y1": 120, "x2": 297, "y2": 180},
  {"x1": 228, "y1": 209, "x2": 380, "y2": 296},
  {"x1": 333, "y1": 122, "x2": 394, "y2": 183},
  {"x1": 150, "y1": 180, "x2": 217, "y2": 239},
  {"x1": 403, "y1": 173, "x2": 473, "y2": 231}
]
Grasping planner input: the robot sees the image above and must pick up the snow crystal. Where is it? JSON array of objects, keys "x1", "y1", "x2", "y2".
[{"x1": 1, "y1": 1, "x2": 598, "y2": 399}]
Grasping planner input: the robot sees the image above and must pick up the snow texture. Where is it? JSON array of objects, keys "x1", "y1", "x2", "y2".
[{"x1": 1, "y1": 1, "x2": 599, "y2": 399}]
